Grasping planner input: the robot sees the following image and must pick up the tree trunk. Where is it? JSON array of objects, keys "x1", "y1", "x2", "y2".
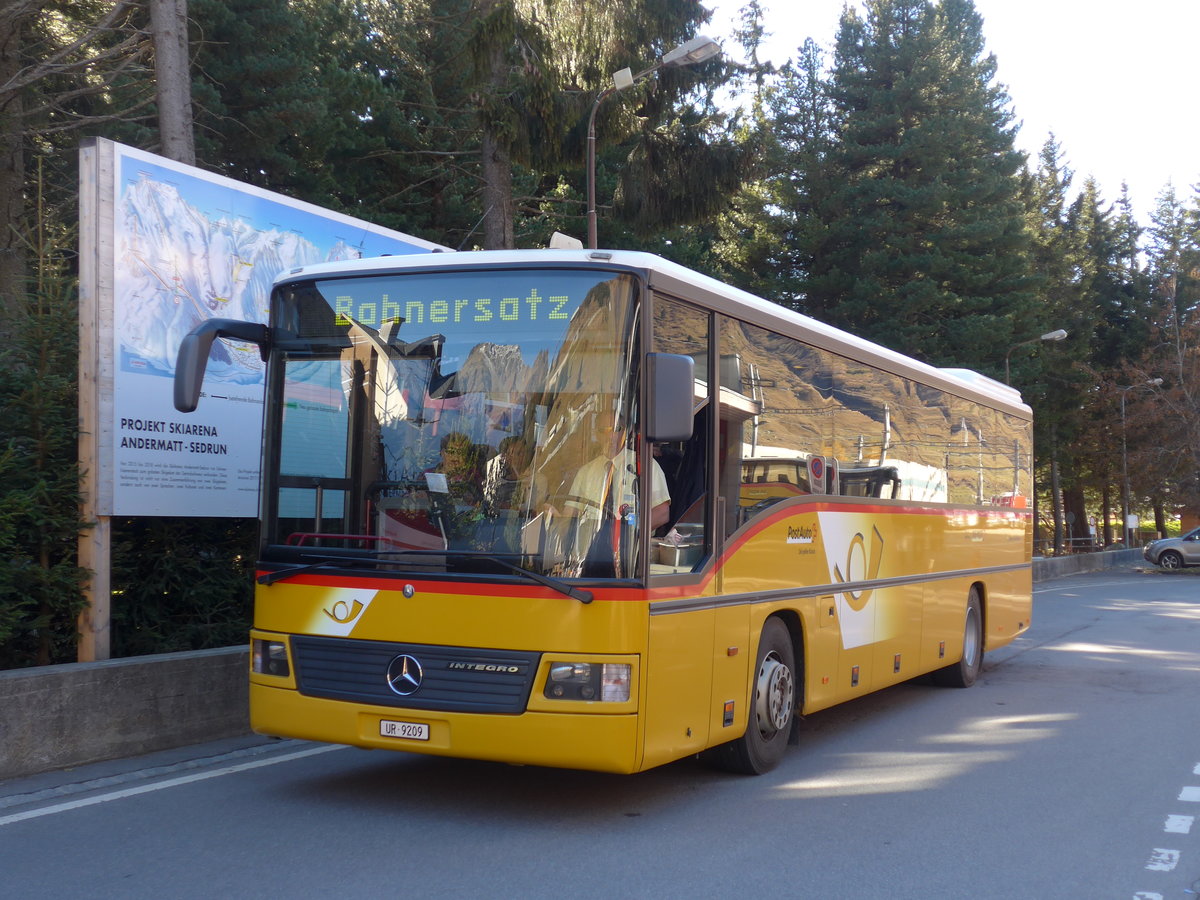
[
  {"x1": 1062, "y1": 486, "x2": 1090, "y2": 550},
  {"x1": 480, "y1": 129, "x2": 514, "y2": 250},
  {"x1": 1100, "y1": 482, "x2": 1113, "y2": 546},
  {"x1": 474, "y1": 0, "x2": 514, "y2": 250},
  {"x1": 1050, "y1": 432, "x2": 1064, "y2": 555},
  {"x1": 150, "y1": 0, "x2": 195, "y2": 165},
  {"x1": 1153, "y1": 500, "x2": 1167, "y2": 539}
]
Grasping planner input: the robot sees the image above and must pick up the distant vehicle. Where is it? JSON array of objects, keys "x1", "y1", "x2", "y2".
[{"x1": 1143, "y1": 527, "x2": 1200, "y2": 569}]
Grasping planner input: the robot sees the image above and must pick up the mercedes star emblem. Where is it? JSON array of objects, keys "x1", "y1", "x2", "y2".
[{"x1": 386, "y1": 654, "x2": 423, "y2": 696}]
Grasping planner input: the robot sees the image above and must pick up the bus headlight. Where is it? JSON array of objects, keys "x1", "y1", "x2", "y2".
[
  {"x1": 544, "y1": 662, "x2": 630, "y2": 702},
  {"x1": 252, "y1": 639, "x2": 290, "y2": 677}
]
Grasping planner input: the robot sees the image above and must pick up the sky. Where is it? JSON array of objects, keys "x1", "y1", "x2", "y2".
[{"x1": 704, "y1": 0, "x2": 1200, "y2": 225}]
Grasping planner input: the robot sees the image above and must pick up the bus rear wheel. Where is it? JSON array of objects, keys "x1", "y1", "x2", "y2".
[
  {"x1": 706, "y1": 617, "x2": 796, "y2": 775},
  {"x1": 934, "y1": 588, "x2": 983, "y2": 688}
]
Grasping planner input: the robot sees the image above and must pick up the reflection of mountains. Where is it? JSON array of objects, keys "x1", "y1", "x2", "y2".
[
  {"x1": 434, "y1": 341, "x2": 548, "y2": 442},
  {"x1": 116, "y1": 174, "x2": 361, "y2": 380},
  {"x1": 658, "y1": 306, "x2": 1026, "y2": 503},
  {"x1": 452, "y1": 342, "x2": 544, "y2": 397}
]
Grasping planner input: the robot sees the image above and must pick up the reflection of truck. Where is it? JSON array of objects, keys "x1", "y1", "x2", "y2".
[
  {"x1": 991, "y1": 492, "x2": 1028, "y2": 508},
  {"x1": 844, "y1": 459, "x2": 947, "y2": 502},
  {"x1": 740, "y1": 457, "x2": 809, "y2": 507},
  {"x1": 880, "y1": 460, "x2": 948, "y2": 502},
  {"x1": 739, "y1": 456, "x2": 949, "y2": 508},
  {"x1": 839, "y1": 465, "x2": 900, "y2": 498}
]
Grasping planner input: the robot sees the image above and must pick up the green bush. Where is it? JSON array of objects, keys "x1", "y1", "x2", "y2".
[
  {"x1": 0, "y1": 277, "x2": 88, "y2": 668},
  {"x1": 0, "y1": 275, "x2": 256, "y2": 668},
  {"x1": 110, "y1": 517, "x2": 256, "y2": 657}
]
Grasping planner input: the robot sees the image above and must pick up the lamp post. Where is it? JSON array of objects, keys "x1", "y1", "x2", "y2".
[
  {"x1": 1118, "y1": 377, "x2": 1164, "y2": 546},
  {"x1": 1003, "y1": 328, "x2": 1065, "y2": 554},
  {"x1": 1004, "y1": 328, "x2": 1068, "y2": 384},
  {"x1": 586, "y1": 35, "x2": 722, "y2": 249}
]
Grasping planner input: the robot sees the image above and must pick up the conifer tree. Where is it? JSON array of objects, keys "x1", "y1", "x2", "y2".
[
  {"x1": 714, "y1": 36, "x2": 831, "y2": 307},
  {"x1": 0, "y1": 0, "x2": 146, "y2": 334},
  {"x1": 1135, "y1": 183, "x2": 1200, "y2": 516},
  {"x1": 807, "y1": 0, "x2": 1035, "y2": 368},
  {"x1": 1019, "y1": 137, "x2": 1082, "y2": 551}
]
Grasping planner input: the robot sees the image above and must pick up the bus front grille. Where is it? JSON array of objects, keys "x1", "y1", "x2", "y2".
[{"x1": 290, "y1": 635, "x2": 539, "y2": 714}]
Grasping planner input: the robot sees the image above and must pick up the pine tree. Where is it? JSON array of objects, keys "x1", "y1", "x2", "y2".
[
  {"x1": 1135, "y1": 183, "x2": 1200, "y2": 517},
  {"x1": 0, "y1": 262, "x2": 89, "y2": 668},
  {"x1": 712, "y1": 36, "x2": 830, "y2": 307},
  {"x1": 0, "y1": 1, "x2": 147, "y2": 335},
  {"x1": 807, "y1": 0, "x2": 1035, "y2": 368}
]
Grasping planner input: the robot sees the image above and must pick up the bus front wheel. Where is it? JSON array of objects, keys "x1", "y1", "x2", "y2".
[
  {"x1": 934, "y1": 588, "x2": 983, "y2": 688},
  {"x1": 706, "y1": 617, "x2": 796, "y2": 775}
]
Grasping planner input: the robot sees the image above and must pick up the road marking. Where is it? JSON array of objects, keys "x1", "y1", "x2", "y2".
[
  {"x1": 1179, "y1": 786, "x2": 1200, "y2": 802},
  {"x1": 1145, "y1": 849, "x2": 1179, "y2": 872},
  {"x1": 1133, "y1": 893, "x2": 1163, "y2": 899},
  {"x1": 1164, "y1": 815, "x2": 1194, "y2": 834},
  {"x1": 0, "y1": 745, "x2": 343, "y2": 828},
  {"x1": 1193, "y1": 762, "x2": 1200, "y2": 776}
]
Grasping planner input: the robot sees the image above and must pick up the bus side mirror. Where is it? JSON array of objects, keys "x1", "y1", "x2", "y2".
[
  {"x1": 646, "y1": 352, "x2": 694, "y2": 442},
  {"x1": 174, "y1": 318, "x2": 270, "y2": 412}
]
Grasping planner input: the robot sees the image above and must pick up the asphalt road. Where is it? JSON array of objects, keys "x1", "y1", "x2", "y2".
[{"x1": 2, "y1": 566, "x2": 1197, "y2": 899}]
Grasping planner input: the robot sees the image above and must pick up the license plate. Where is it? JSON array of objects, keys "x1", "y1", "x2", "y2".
[{"x1": 379, "y1": 719, "x2": 429, "y2": 741}]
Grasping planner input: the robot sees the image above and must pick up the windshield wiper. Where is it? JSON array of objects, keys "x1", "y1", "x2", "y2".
[
  {"x1": 381, "y1": 550, "x2": 592, "y2": 604},
  {"x1": 478, "y1": 556, "x2": 593, "y2": 604},
  {"x1": 258, "y1": 549, "x2": 593, "y2": 603}
]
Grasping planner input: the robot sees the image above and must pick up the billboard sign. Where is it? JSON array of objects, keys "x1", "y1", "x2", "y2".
[{"x1": 80, "y1": 138, "x2": 445, "y2": 517}]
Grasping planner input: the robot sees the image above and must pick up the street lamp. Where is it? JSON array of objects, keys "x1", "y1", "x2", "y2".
[
  {"x1": 585, "y1": 35, "x2": 722, "y2": 249},
  {"x1": 1004, "y1": 328, "x2": 1068, "y2": 384},
  {"x1": 1119, "y1": 377, "x2": 1164, "y2": 546}
]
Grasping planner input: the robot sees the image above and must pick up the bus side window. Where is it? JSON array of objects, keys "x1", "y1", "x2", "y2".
[{"x1": 651, "y1": 294, "x2": 711, "y2": 572}]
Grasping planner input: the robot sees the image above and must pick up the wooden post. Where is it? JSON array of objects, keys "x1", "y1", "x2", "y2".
[{"x1": 78, "y1": 138, "x2": 115, "y2": 661}]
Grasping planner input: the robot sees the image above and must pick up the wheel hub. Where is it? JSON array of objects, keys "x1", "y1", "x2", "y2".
[
  {"x1": 755, "y1": 653, "x2": 794, "y2": 736},
  {"x1": 963, "y1": 606, "x2": 980, "y2": 667}
]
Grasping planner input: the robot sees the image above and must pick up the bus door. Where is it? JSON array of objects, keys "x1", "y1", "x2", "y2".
[{"x1": 642, "y1": 297, "x2": 718, "y2": 767}]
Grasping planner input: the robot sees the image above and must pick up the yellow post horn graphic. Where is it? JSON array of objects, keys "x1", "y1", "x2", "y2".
[
  {"x1": 324, "y1": 599, "x2": 364, "y2": 624},
  {"x1": 833, "y1": 525, "x2": 884, "y2": 611}
]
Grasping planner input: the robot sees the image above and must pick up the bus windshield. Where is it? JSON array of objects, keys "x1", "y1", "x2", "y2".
[{"x1": 265, "y1": 266, "x2": 647, "y2": 580}]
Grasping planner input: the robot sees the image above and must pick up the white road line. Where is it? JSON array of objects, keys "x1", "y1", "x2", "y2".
[
  {"x1": 0, "y1": 745, "x2": 343, "y2": 828},
  {"x1": 1164, "y1": 815, "x2": 1194, "y2": 834},
  {"x1": 1145, "y1": 849, "x2": 1180, "y2": 872},
  {"x1": 1193, "y1": 762, "x2": 1200, "y2": 776},
  {"x1": 1179, "y1": 786, "x2": 1200, "y2": 803}
]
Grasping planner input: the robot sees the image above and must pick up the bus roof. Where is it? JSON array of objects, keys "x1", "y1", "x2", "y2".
[{"x1": 274, "y1": 248, "x2": 1031, "y2": 417}]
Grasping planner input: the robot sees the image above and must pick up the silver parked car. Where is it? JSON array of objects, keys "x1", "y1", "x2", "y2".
[{"x1": 1143, "y1": 526, "x2": 1200, "y2": 569}]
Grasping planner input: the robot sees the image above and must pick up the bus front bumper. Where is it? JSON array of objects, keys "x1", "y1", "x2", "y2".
[{"x1": 250, "y1": 682, "x2": 644, "y2": 774}]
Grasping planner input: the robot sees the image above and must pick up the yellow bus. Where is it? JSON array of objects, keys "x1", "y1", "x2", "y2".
[{"x1": 175, "y1": 249, "x2": 1032, "y2": 775}]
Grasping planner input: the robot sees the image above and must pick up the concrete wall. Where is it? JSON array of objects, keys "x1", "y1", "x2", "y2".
[
  {"x1": 1032, "y1": 547, "x2": 1142, "y2": 581},
  {"x1": 0, "y1": 550, "x2": 1145, "y2": 781},
  {"x1": 1, "y1": 646, "x2": 248, "y2": 780}
]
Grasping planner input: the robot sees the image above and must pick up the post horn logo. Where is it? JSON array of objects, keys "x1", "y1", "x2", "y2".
[
  {"x1": 833, "y1": 525, "x2": 884, "y2": 612},
  {"x1": 323, "y1": 599, "x2": 364, "y2": 624}
]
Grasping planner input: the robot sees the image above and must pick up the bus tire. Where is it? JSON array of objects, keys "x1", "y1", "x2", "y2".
[
  {"x1": 706, "y1": 617, "x2": 796, "y2": 775},
  {"x1": 934, "y1": 588, "x2": 983, "y2": 688}
]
